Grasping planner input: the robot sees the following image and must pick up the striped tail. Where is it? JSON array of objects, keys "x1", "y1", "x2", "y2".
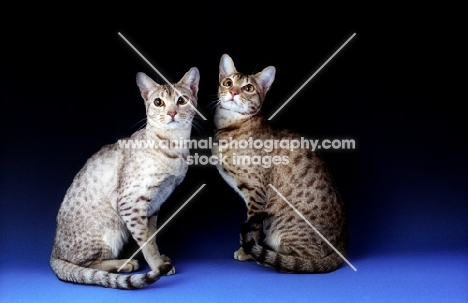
[
  {"x1": 240, "y1": 214, "x2": 345, "y2": 273},
  {"x1": 50, "y1": 258, "x2": 172, "y2": 289}
]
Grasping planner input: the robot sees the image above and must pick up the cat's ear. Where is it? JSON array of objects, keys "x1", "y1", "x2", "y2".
[
  {"x1": 254, "y1": 66, "x2": 276, "y2": 94},
  {"x1": 178, "y1": 67, "x2": 200, "y2": 97},
  {"x1": 219, "y1": 54, "x2": 237, "y2": 82},
  {"x1": 136, "y1": 72, "x2": 159, "y2": 101}
]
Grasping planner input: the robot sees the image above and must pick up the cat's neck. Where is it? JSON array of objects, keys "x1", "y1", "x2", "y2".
[
  {"x1": 147, "y1": 127, "x2": 191, "y2": 141},
  {"x1": 214, "y1": 107, "x2": 268, "y2": 133},
  {"x1": 130, "y1": 126, "x2": 190, "y2": 158},
  {"x1": 214, "y1": 108, "x2": 245, "y2": 129}
]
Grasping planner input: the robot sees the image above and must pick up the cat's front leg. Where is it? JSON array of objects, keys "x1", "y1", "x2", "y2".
[
  {"x1": 242, "y1": 191, "x2": 268, "y2": 238},
  {"x1": 234, "y1": 247, "x2": 251, "y2": 261},
  {"x1": 239, "y1": 211, "x2": 267, "y2": 248},
  {"x1": 146, "y1": 215, "x2": 175, "y2": 275},
  {"x1": 234, "y1": 193, "x2": 269, "y2": 261},
  {"x1": 133, "y1": 215, "x2": 173, "y2": 273},
  {"x1": 118, "y1": 200, "x2": 171, "y2": 273}
]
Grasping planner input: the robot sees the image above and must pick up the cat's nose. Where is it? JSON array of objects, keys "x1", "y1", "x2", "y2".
[
  {"x1": 230, "y1": 90, "x2": 238, "y2": 97},
  {"x1": 167, "y1": 111, "x2": 177, "y2": 118}
]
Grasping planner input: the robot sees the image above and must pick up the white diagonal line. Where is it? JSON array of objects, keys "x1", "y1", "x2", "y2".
[
  {"x1": 268, "y1": 184, "x2": 357, "y2": 271},
  {"x1": 118, "y1": 184, "x2": 206, "y2": 272},
  {"x1": 268, "y1": 33, "x2": 356, "y2": 120},
  {"x1": 118, "y1": 32, "x2": 207, "y2": 121}
]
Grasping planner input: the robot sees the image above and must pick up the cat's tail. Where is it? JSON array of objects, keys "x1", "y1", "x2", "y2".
[
  {"x1": 50, "y1": 257, "x2": 172, "y2": 289},
  {"x1": 240, "y1": 214, "x2": 345, "y2": 273}
]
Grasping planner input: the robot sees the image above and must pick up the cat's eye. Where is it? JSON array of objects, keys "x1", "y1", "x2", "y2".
[
  {"x1": 154, "y1": 98, "x2": 165, "y2": 107},
  {"x1": 243, "y1": 84, "x2": 255, "y2": 92},
  {"x1": 222, "y1": 78, "x2": 233, "y2": 87},
  {"x1": 177, "y1": 96, "x2": 188, "y2": 105}
]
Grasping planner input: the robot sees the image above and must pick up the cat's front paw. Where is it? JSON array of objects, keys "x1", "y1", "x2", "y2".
[
  {"x1": 234, "y1": 247, "x2": 252, "y2": 261},
  {"x1": 165, "y1": 265, "x2": 176, "y2": 275},
  {"x1": 160, "y1": 255, "x2": 175, "y2": 275},
  {"x1": 158, "y1": 262, "x2": 176, "y2": 275}
]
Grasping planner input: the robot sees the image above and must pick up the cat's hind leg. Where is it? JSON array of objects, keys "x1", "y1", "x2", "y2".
[
  {"x1": 90, "y1": 259, "x2": 140, "y2": 273},
  {"x1": 89, "y1": 232, "x2": 141, "y2": 273}
]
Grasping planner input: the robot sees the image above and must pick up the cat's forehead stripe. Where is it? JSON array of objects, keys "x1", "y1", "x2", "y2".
[
  {"x1": 232, "y1": 74, "x2": 249, "y2": 81},
  {"x1": 151, "y1": 85, "x2": 189, "y2": 99},
  {"x1": 226, "y1": 73, "x2": 255, "y2": 84}
]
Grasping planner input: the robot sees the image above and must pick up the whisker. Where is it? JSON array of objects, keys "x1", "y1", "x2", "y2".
[
  {"x1": 206, "y1": 99, "x2": 220, "y2": 113},
  {"x1": 130, "y1": 117, "x2": 147, "y2": 131},
  {"x1": 206, "y1": 99, "x2": 220, "y2": 107},
  {"x1": 191, "y1": 117, "x2": 205, "y2": 137}
]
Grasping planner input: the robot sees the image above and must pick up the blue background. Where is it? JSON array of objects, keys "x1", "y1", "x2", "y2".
[{"x1": 1, "y1": 2, "x2": 467, "y2": 302}]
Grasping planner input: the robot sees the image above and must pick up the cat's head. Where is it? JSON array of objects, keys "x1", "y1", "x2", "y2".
[
  {"x1": 218, "y1": 54, "x2": 275, "y2": 116},
  {"x1": 136, "y1": 67, "x2": 200, "y2": 130}
]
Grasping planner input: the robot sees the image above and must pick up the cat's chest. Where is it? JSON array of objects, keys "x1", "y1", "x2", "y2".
[
  {"x1": 212, "y1": 137, "x2": 246, "y2": 203},
  {"x1": 118, "y1": 149, "x2": 188, "y2": 199},
  {"x1": 117, "y1": 154, "x2": 187, "y2": 210},
  {"x1": 137, "y1": 149, "x2": 188, "y2": 175},
  {"x1": 216, "y1": 163, "x2": 246, "y2": 203}
]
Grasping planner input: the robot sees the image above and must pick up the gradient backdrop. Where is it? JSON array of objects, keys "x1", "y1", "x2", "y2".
[{"x1": 1, "y1": 3, "x2": 467, "y2": 302}]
